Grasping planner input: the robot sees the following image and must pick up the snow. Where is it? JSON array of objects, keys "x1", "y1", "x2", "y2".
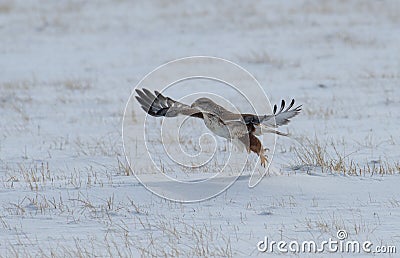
[{"x1": 0, "y1": 0, "x2": 399, "y2": 256}]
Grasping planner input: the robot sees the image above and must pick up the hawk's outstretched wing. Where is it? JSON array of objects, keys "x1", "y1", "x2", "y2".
[
  {"x1": 258, "y1": 99, "x2": 302, "y2": 128},
  {"x1": 135, "y1": 88, "x2": 203, "y2": 119}
]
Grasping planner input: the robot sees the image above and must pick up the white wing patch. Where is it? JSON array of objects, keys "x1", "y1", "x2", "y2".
[{"x1": 261, "y1": 99, "x2": 302, "y2": 128}]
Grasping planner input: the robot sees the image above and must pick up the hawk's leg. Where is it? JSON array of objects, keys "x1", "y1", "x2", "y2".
[{"x1": 241, "y1": 133, "x2": 268, "y2": 167}]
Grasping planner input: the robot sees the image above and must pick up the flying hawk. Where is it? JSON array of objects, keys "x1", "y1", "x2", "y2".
[{"x1": 135, "y1": 88, "x2": 302, "y2": 167}]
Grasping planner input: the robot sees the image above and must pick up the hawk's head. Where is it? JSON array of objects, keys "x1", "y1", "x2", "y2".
[{"x1": 191, "y1": 97, "x2": 217, "y2": 112}]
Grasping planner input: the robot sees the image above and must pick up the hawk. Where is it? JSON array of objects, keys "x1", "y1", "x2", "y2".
[{"x1": 135, "y1": 88, "x2": 302, "y2": 167}]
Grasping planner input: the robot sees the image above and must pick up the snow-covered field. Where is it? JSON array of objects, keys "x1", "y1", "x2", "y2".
[{"x1": 1, "y1": 0, "x2": 399, "y2": 257}]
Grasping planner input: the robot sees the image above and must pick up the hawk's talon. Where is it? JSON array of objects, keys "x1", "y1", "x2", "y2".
[{"x1": 260, "y1": 155, "x2": 268, "y2": 168}]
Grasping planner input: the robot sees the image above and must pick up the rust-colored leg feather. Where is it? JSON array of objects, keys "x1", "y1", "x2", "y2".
[{"x1": 240, "y1": 133, "x2": 268, "y2": 167}]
